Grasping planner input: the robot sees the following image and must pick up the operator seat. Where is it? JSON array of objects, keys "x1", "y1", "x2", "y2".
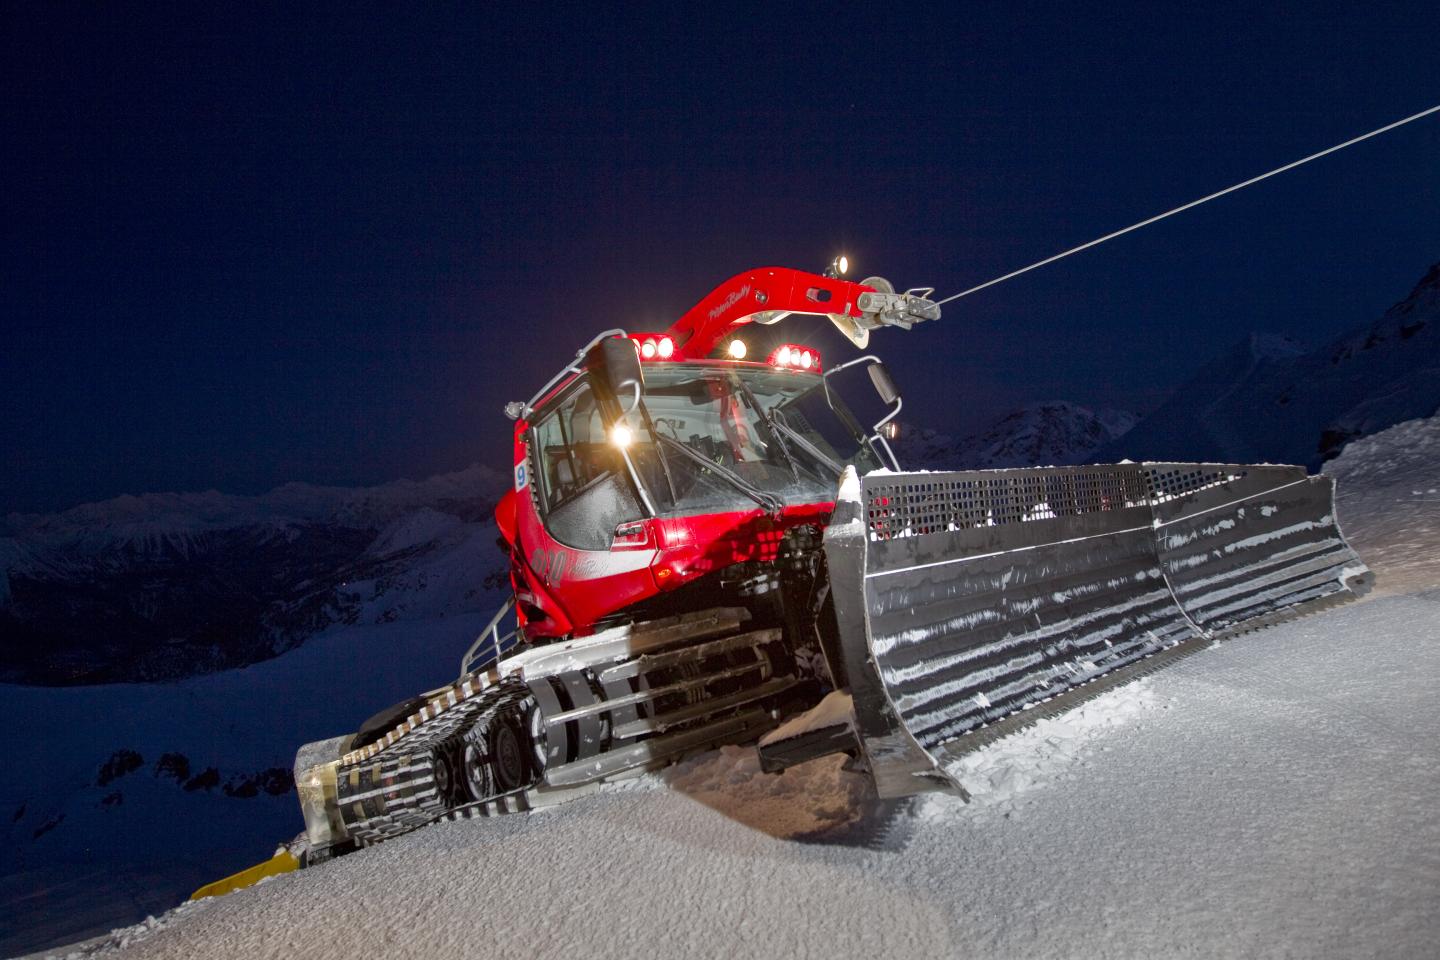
[{"x1": 553, "y1": 457, "x2": 577, "y2": 501}]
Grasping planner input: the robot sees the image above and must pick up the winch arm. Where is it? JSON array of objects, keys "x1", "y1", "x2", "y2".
[{"x1": 663, "y1": 266, "x2": 940, "y2": 358}]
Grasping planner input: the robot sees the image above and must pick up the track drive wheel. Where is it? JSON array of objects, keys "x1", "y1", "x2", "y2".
[
  {"x1": 490, "y1": 721, "x2": 526, "y2": 792},
  {"x1": 431, "y1": 747, "x2": 456, "y2": 800},
  {"x1": 461, "y1": 702, "x2": 541, "y2": 802}
]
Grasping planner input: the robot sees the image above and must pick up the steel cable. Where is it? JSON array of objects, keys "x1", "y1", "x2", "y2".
[{"x1": 935, "y1": 103, "x2": 1440, "y2": 306}]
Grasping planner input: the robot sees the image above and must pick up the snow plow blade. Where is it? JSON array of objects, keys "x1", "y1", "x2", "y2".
[{"x1": 821, "y1": 462, "x2": 1373, "y2": 798}]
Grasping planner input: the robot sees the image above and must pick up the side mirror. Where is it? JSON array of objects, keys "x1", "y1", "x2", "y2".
[
  {"x1": 868, "y1": 362, "x2": 900, "y2": 406},
  {"x1": 598, "y1": 336, "x2": 645, "y2": 412}
]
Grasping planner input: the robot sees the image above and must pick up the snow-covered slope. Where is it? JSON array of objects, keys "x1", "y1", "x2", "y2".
[
  {"x1": 891, "y1": 401, "x2": 1137, "y2": 470},
  {"x1": 9, "y1": 413, "x2": 1435, "y2": 960},
  {"x1": 0, "y1": 467, "x2": 508, "y2": 685},
  {"x1": 1094, "y1": 260, "x2": 1440, "y2": 467}
]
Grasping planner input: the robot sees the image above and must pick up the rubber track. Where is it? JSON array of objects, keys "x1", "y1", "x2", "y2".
[
  {"x1": 341, "y1": 684, "x2": 535, "y2": 845},
  {"x1": 342, "y1": 670, "x2": 513, "y2": 767},
  {"x1": 335, "y1": 612, "x2": 793, "y2": 846}
]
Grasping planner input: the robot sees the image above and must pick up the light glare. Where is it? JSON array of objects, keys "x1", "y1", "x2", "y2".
[
  {"x1": 657, "y1": 337, "x2": 674, "y2": 358},
  {"x1": 728, "y1": 339, "x2": 747, "y2": 359},
  {"x1": 640, "y1": 340, "x2": 657, "y2": 359},
  {"x1": 610, "y1": 424, "x2": 633, "y2": 447}
]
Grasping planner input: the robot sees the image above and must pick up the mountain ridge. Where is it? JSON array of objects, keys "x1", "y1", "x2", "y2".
[
  {"x1": 891, "y1": 401, "x2": 1138, "y2": 470},
  {"x1": 0, "y1": 466, "x2": 511, "y2": 686},
  {"x1": 1092, "y1": 260, "x2": 1440, "y2": 466}
]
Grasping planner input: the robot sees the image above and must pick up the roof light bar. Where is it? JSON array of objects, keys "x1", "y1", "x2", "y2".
[
  {"x1": 768, "y1": 344, "x2": 821, "y2": 371},
  {"x1": 629, "y1": 335, "x2": 676, "y2": 361}
]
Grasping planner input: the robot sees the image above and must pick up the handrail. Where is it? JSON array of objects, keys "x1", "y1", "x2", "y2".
[{"x1": 460, "y1": 595, "x2": 519, "y2": 678}]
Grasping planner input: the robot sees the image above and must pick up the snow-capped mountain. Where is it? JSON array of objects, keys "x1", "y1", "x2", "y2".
[
  {"x1": 0, "y1": 467, "x2": 511, "y2": 686},
  {"x1": 1092, "y1": 260, "x2": 1440, "y2": 467},
  {"x1": 891, "y1": 402, "x2": 1138, "y2": 470}
]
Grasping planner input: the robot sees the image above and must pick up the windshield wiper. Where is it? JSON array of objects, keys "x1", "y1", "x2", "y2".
[
  {"x1": 730, "y1": 375, "x2": 803, "y2": 484},
  {"x1": 765, "y1": 410, "x2": 844, "y2": 478},
  {"x1": 654, "y1": 434, "x2": 785, "y2": 516}
]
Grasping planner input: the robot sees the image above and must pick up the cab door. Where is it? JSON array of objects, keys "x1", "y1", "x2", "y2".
[{"x1": 518, "y1": 376, "x2": 660, "y2": 633}]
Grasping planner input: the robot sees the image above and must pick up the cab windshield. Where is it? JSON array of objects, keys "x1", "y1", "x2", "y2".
[{"x1": 625, "y1": 362, "x2": 883, "y2": 516}]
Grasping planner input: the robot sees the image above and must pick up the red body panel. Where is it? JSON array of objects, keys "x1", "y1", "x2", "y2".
[
  {"x1": 648, "y1": 503, "x2": 833, "y2": 585},
  {"x1": 510, "y1": 491, "x2": 832, "y2": 639}
]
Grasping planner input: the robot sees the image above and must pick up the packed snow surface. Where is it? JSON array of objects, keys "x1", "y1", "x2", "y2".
[
  {"x1": 10, "y1": 415, "x2": 1440, "y2": 960},
  {"x1": 1326, "y1": 412, "x2": 1440, "y2": 595},
  {"x1": 31, "y1": 591, "x2": 1440, "y2": 960}
]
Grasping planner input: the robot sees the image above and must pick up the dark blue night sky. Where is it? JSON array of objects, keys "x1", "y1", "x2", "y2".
[{"x1": 4, "y1": 2, "x2": 1437, "y2": 514}]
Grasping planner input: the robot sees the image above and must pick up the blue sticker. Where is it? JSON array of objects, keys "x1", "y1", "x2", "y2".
[{"x1": 514, "y1": 463, "x2": 528, "y2": 491}]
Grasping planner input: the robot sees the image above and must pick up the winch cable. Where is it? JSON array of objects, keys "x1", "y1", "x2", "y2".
[{"x1": 933, "y1": 103, "x2": 1440, "y2": 307}]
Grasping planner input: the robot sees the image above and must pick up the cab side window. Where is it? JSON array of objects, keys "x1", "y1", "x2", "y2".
[{"x1": 530, "y1": 379, "x2": 644, "y2": 550}]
